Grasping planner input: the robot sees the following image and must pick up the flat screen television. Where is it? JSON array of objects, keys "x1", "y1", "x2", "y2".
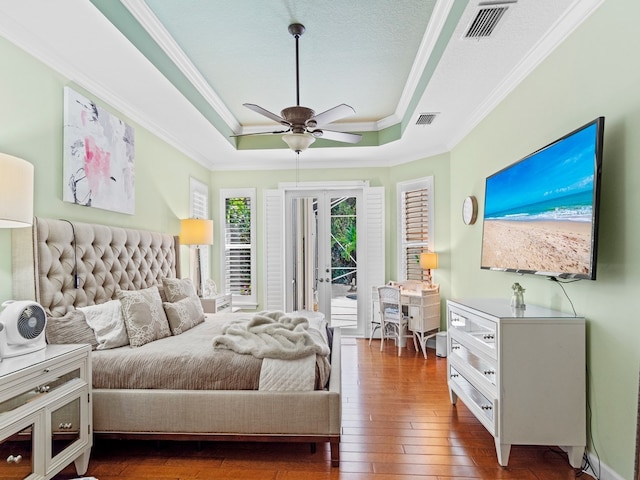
[{"x1": 480, "y1": 117, "x2": 604, "y2": 280}]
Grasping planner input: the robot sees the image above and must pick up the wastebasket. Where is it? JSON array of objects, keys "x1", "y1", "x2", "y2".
[{"x1": 435, "y1": 331, "x2": 447, "y2": 357}]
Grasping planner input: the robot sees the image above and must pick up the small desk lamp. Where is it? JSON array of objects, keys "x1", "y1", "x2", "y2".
[
  {"x1": 179, "y1": 218, "x2": 213, "y2": 297},
  {"x1": 420, "y1": 251, "x2": 439, "y2": 288}
]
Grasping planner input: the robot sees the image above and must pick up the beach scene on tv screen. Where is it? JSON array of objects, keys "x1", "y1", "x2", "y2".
[{"x1": 481, "y1": 123, "x2": 597, "y2": 276}]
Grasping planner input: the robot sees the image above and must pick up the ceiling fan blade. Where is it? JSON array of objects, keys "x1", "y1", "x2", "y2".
[
  {"x1": 231, "y1": 129, "x2": 290, "y2": 138},
  {"x1": 309, "y1": 104, "x2": 355, "y2": 126},
  {"x1": 313, "y1": 129, "x2": 362, "y2": 144},
  {"x1": 243, "y1": 103, "x2": 289, "y2": 125}
]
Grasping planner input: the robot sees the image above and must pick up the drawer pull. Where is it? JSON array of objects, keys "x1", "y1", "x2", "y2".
[
  {"x1": 35, "y1": 385, "x2": 50, "y2": 393},
  {"x1": 451, "y1": 345, "x2": 461, "y2": 350},
  {"x1": 481, "y1": 405, "x2": 493, "y2": 411},
  {"x1": 482, "y1": 334, "x2": 495, "y2": 340},
  {"x1": 483, "y1": 370, "x2": 495, "y2": 376},
  {"x1": 6, "y1": 454, "x2": 22, "y2": 464},
  {"x1": 59, "y1": 422, "x2": 73, "y2": 430},
  {"x1": 450, "y1": 373, "x2": 459, "y2": 379}
]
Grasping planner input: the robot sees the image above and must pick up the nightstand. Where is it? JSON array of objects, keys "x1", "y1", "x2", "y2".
[
  {"x1": 0, "y1": 344, "x2": 92, "y2": 479},
  {"x1": 200, "y1": 293, "x2": 232, "y2": 313}
]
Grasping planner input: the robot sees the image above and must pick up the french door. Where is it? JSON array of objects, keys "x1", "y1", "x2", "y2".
[{"x1": 285, "y1": 189, "x2": 361, "y2": 333}]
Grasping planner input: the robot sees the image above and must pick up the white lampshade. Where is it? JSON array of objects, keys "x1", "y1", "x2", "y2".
[
  {"x1": 282, "y1": 133, "x2": 315, "y2": 153},
  {"x1": 0, "y1": 153, "x2": 34, "y2": 228},
  {"x1": 179, "y1": 218, "x2": 214, "y2": 245}
]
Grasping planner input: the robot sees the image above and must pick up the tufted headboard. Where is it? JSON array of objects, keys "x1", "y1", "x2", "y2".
[{"x1": 12, "y1": 217, "x2": 180, "y2": 317}]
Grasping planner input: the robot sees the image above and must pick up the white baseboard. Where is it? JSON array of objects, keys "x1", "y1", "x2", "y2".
[{"x1": 582, "y1": 450, "x2": 626, "y2": 480}]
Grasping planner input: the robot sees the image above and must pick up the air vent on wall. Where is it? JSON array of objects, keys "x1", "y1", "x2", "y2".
[
  {"x1": 464, "y1": 1, "x2": 516, "y2": 39},
  {"x1": 416, "y1": 113, "x2": 438, "y2": 126}
]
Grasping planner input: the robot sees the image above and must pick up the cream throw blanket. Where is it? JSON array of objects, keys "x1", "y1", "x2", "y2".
[
  {"x1": 212, "y1": 311, "x2": 330, "y2": 391},
  {"x1": 211, "y1": 311, "x2": 330, "y2": 359}
]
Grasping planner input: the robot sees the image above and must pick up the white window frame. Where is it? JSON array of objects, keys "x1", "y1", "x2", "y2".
[
  {"x1": 396, "y1": 177, "x2": 434, "y2": 281},
  {"x1": 189, "y1": 177, "x2": 210, "y2": 287},
  {"x1": 220, "y1": 188, "x2": 257, "y2": 308}
]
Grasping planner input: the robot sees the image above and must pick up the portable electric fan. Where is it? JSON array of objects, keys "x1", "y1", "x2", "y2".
[{"x1": 0, "y1": 300, "x2": 47, "y2": 358}]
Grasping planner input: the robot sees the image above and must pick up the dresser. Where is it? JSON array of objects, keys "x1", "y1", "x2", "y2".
[
  {"x1": 447, "y1": 299, "x2": 585, "y2": 467},
  {"x1": 0, "y1": 344, "x2": 92, "y2": 479}
]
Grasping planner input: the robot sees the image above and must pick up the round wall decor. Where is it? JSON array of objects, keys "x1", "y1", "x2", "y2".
[{"x1": 462, "y1": 195, "x2": 478, "y2": 225}]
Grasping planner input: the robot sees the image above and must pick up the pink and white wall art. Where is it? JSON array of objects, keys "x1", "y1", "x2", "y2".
[{"x1": 63, "y1": 87, "x2": 135, "y2": 214}]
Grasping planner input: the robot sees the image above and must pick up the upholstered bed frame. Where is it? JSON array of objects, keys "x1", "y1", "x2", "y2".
[{"x1": 11, "y1": 217, "x2": 342, "y2": 466}]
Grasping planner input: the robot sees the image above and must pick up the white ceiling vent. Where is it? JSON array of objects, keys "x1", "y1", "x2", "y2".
[
  {"x1": 464, "y1": 1, "x2": 516, "y2": 39},
  {"x1": 416, "y1": 113, "x2": 438, "y2": 126}
]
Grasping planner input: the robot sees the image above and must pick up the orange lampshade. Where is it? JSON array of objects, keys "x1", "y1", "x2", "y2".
[
  {"x1": 179, "y1": 218, "x2": 213, "y2": 245},
  {"x1": 420, "y1": 252, "x2": 438, "y2": 270}
]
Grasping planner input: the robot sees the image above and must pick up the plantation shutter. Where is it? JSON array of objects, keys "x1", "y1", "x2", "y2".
[
  {"x1": 401, "y1": 183, "x2": 432, "y2": 282},
  {"x1": 224, "y1": 196, "x2": 252, "y2": 297}
]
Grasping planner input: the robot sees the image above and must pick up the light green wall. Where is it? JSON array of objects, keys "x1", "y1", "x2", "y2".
[
  {"x1": 1, "y1": 0, "x2": 636, "y2": 476},
  {"x1": 450, "y1": 0, "x2": 639, "y2": 477},
  {"x1": 0, "y1": 36, "x2": 211, "y2": 300}
]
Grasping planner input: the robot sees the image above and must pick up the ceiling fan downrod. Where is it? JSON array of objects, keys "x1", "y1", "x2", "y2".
[{"x1": 288, "y1": 23, "x2": 305, "y2": 107}]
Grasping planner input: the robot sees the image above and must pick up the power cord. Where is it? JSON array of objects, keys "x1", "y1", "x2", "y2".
[
  {"x1": 547, "y1": 276, "x2": 600, "y2": 479},
  {"x1": 547, "y1": 276, "x2": 578, "y2": 316},
  {"x1": 60, "y1": 219, "x2": 79, "y2": 288},
  {"x1": 579, "y1": 364, "x2": 601, "y2": 479}
]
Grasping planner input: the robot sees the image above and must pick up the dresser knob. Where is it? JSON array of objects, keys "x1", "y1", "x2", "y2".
[{"x1": 7, "y1": 454, "x2": 22, "y2": 464}]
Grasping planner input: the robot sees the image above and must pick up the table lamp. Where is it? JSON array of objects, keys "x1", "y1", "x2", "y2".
[
  {"x1": 179, "y1": 218, "x2": 213, "y2": 297},
  {"x1": 0, "y1": 153, "x2": 34, "y2": 228},
  {"x1": 420, "y1": 251, "x2": 438, "y2": 288}
]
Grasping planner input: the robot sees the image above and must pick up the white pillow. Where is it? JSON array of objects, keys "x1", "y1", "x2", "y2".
[{"x1": 78, "y1": 299, "x2": 129, "y2": 350}]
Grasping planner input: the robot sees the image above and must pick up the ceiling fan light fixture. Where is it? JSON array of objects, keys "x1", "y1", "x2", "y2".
[{"x1": 282, "y1": 132, "x2": 315, "y2": 153}]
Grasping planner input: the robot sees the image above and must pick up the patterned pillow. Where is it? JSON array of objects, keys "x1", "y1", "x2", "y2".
[
  {"x1": 162, "y1": 277, "x2": 197, "y2": 302},
  {"x1": 163, "y1": 296, "x2": 205, "y2": 335},
  {"x1": 118, "y1": 286, "x2": 172, "y2": 347}
]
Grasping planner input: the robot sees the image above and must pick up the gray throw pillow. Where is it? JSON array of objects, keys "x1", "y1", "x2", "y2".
[
  {"x1": 163, "y1": 296, "x2": 205, "y2": 335},
  {"x1": 162, "y1": 277, "x2": 197, "y2": 302},
  {"x1": 45, "y1": 310, "x2": 98, "y2": 349}
]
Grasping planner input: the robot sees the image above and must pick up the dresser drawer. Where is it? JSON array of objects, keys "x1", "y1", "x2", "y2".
[
  {"x1": 0, "y1": 366, "x2": 82, "y2": 416},
  {"x1": 448, "y1": 307, "x2": 497, "y2": 356},
  {"x1": 450, "y1": 338, "x2": 496, "y2": 387},
  {"x1": 449, "y1": 366, "x2": 496, "y2": 433}
]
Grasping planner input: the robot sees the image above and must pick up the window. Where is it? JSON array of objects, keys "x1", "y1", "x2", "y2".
[
  {"x1": 397, "y1": 177, "x2": 434, "y2": 282},
  {"x1": 220, "y1": 188, "x2": 256, "y2": 307},
  {"x1": 189, "y1": 177, "x2": 210, "y2": 286}
]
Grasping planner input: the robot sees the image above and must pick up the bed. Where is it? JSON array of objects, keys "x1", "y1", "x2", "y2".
[{"x1": 11, "y1": 217, "x2": 342, "y2": 466}]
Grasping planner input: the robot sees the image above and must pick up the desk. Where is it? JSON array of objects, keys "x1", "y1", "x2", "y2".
[{"x1": 371, "y1": 285, "x2": 441, "y2": 358}]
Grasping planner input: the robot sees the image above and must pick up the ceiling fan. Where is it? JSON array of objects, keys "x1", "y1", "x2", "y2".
[{"x1": 233, "y1": 23, "x2": 362, "y2": 153}]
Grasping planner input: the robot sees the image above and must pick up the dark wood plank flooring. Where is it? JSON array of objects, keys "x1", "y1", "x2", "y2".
[{"x1": 54, "y1": 337, "x2": 593, "y2": 479}]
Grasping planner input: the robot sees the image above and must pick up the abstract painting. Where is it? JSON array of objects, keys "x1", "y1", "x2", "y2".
[{"x1": 63, "y1": 87, "x2": 135, "y2": 214}]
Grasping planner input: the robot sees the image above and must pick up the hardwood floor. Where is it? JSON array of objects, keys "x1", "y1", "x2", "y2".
[{"x1": 54, "y1": 338, "x2": 593, "y2": 479}]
